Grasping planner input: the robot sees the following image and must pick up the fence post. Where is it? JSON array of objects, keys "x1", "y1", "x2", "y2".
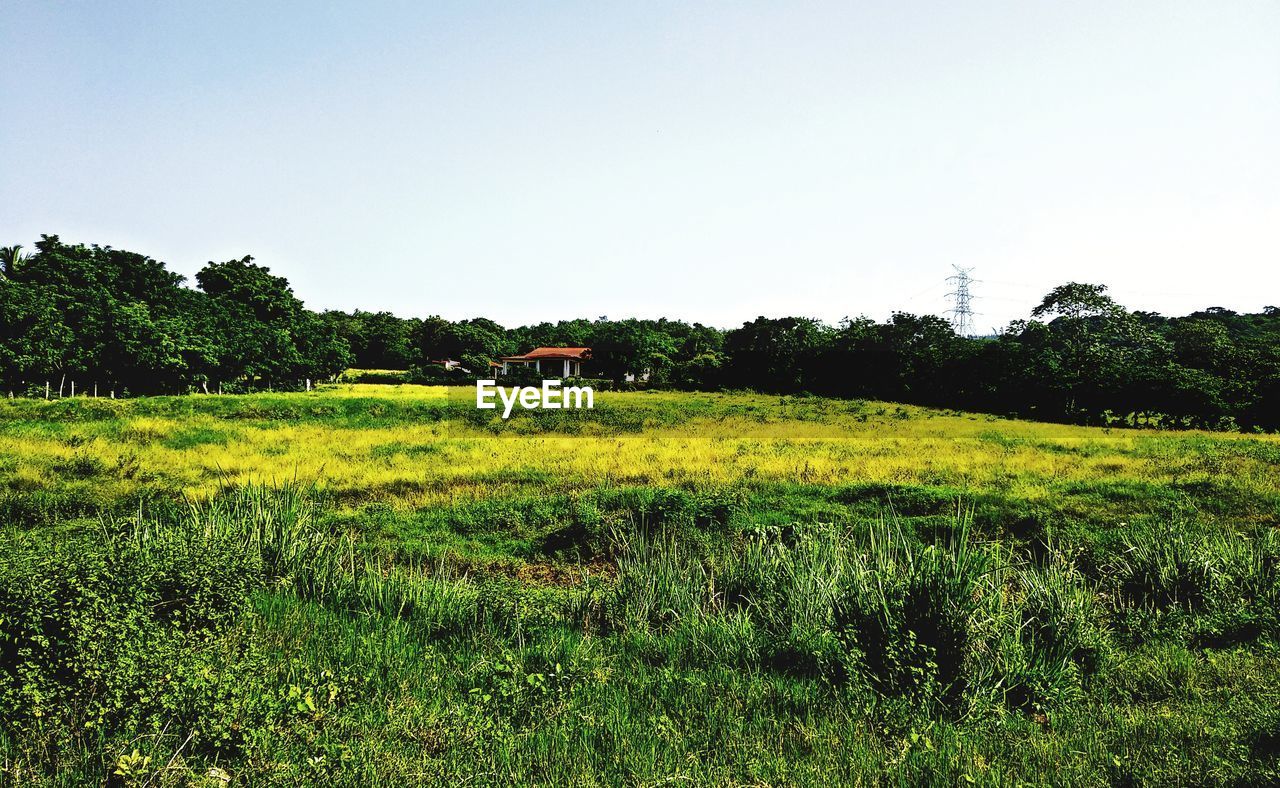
[
  {"x1": 45, "y1": 381, "x2": 50, "y2": 400},
  {"x1": 70, "y1": 381, "x2": 75, "y2": 398}
]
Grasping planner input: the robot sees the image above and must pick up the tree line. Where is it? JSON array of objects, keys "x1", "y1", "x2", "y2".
[
  {"x1": 0, "y1": 237, "x2": 348, "y2": 396},
  {"x1": 3, "y1": 236, "x2": 1279, "y2": 430}
]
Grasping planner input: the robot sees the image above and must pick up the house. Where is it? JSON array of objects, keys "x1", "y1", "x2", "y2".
[{"x1": 499, "y1": 347, "x2": 590, "y2": 378}]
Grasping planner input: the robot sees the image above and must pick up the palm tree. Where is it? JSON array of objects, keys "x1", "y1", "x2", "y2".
[{"x1": 0, "y1": 245, "x2": 28, "y2": 280}]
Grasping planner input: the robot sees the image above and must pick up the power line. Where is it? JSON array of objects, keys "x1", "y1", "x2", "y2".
[
  {"x1": 900, "y1": 280, "x2": 947, "y2": 304},
  {"x1": 946, "y1": 265, "x2": 978, "y2": 337}
]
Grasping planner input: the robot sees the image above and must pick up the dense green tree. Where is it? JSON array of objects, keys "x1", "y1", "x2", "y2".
[
  {"x1": 0, "y1": 238, "x2": 351, "y2": 393},
  {"x1": 0, "y1": 245, "x2": 29, "y2": 280},
  {"x1": 723, "y1": 316, "x2": 832, "y2": 392},
  {"x1": 196, "y1": 256, "x2": 301, "y2": 323},
  {"x1": 588, "y1": 319, "x2": 676, "y2": 382},
  {"x1": 323, "y1": 310, "x2": 418, "y2": 369},
  {"x1": 194, "y1": 255, "x2": 348, "y2": 387},
  {"x1": 5, "y1": 235, "x2": 1280, "y2": 432},
  {"x1": 0, "y1": 279, "x2": 73, "y2": 392}
]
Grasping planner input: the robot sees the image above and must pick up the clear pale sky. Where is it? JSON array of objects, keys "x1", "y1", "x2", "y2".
[{"x1": 2, "y1": 1, "x2": 1277, "y2": 330}]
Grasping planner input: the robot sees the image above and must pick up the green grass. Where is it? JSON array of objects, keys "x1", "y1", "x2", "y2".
[{"x1": 2, "y1": 386, "x2": 1280, "y2": 785}]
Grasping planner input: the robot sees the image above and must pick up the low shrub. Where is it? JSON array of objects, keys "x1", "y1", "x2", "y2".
[
  {"x1": 0, "y1": 517, "x2": 266, "y2": 763},
  {"x1": 1110, "y1": 523, "x2": 1280, "y2": 644},
  {"x1": 603, "y1": 513, "x2": 1108, "y2": 720}
]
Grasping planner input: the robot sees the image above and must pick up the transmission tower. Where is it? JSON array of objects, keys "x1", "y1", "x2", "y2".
[{"x1": 946, "y1": 266, "x2": 977, "y2": 337}]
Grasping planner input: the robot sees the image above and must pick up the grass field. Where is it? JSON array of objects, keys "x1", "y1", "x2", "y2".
[{"x1": 2, "y1": 384, "x2": 1279, "y2": 785}]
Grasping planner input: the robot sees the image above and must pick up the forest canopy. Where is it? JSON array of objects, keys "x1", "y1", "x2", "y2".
[{"x1": 3, "y1": 235, "x2": 1279, "y2": 430}]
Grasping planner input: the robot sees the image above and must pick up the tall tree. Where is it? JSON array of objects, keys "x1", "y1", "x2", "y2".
[{"x1": 0, "y1": 245, "x2": 28, "y2": 280}]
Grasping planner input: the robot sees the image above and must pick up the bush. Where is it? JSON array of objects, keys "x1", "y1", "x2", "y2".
[
  {"x1": 338, "y1": 369, "x2": 409, "y2": 384},
  {"x1": 1110, "y1": 523, "x2": 1280, "y2": 643},
  {"x1": 981, "y1": 557, "x2": 1108, "y2": 713},
  {"x1": 832, "y1": 518, "x2": 991, "y2": 716},
  {"x1": 0, "y1": 485, "x2": 404, "y2": 779},
  {"x1": 603, "y1": 512, "x2": 1108, "y2": 719},
  {"x1": 403, "y1": 365, "x2": 472, "y2": 385},
  {"x1": 0, "y1": 521, "x2": 266, "y2": 760}
]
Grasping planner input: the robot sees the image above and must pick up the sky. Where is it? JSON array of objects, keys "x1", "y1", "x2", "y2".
[{"x1": 2, "y1": 0, "x2": 1278, "y2": 331}]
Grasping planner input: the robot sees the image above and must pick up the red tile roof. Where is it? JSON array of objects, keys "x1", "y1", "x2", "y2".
[{"x1": 501, "y1": 347, "x2": 591, "y2": 361}]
